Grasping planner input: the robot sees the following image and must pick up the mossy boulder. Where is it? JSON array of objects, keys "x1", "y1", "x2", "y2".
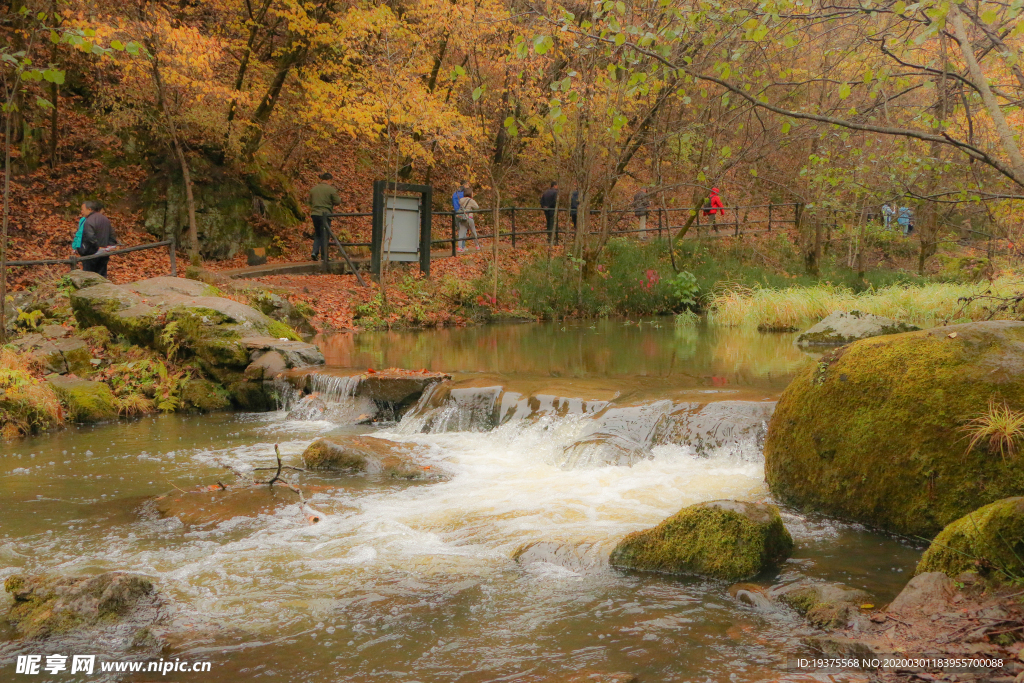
[
  {"x1": 302, "y1": 435, "x2": 441, "y2": 480},
  {"x1": 180, "y1": 379, "x2": 231, "y2": 413},
  {"x1": 608, "y1": 500, "x2": 794, "y2": 580},
  {"x1": 796, "y1": 310, "x2": 919, "y2": 346},
  {"x1": 775, "y1": 581, "x2": 871, "y2": 629},
  {"x1": 4, "y1": 572, "x2": 159, "y2": 639},
  {"x1": 48, "y1": 375, "x2": 118, "y2": 423},
  {"x1": 916, "y1": 497, "x2": 1024, "y2": 580},
  {"x1": 765, "y1": 321, "x2": 1024, "y2": 537}
]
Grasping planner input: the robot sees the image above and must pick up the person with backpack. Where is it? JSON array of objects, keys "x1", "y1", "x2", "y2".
[
  {"x1": 309, "y1": 172, "x2": 341, "y2": 261},
  {"x1": 452, "y1": 181, "x2": 467, "y2": 213},
  {"x1": 457, "y1": 188, "x2": 481, "y2": 252},
  {"x1": 897, "y1": 206, "x2": 913, "y2": 235},
  {"x1": 74, "y1": 200, "x2": 118, "y2": 277},
  {"x1": 704, "y1": 187, "x2": 725, "y2": 231}
]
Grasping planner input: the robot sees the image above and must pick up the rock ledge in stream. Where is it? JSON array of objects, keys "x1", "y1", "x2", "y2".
[
  {"x1": 775, "y1": 581, "x2": 872, "y2": 629},
  {"x1": 3, "y1": 572, "x2": 162, "y2": 641},
  {"x1": 68, "y1": 275, "x2": 323, "y2": 410},
  {"x1": 795, "y1": 310, "x2": 919, "y2": 346},
  {"x1": 609, "y1": 500, "x2": 793, "y2": 580},
  {"x1": 302, "y1": 435, "x2": 441, "y2": 479}
]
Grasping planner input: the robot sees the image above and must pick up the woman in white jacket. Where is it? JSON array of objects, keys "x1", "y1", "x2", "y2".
[{"x1": 457, "y1": 189, "x2": 481, "y2": 252}]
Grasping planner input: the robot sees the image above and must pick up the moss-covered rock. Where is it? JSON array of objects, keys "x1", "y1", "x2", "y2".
[
  {"x1": 180, "y1": 379, "x2": 231, "y2": 413},
  {"x1": 4, "y1": 572, "x2": 158, "y2": 639},
  {"x1": 608, "y1": 500, "x2": 794, "y2": 580},
  {"x1": 48, "y1": 375, "x2": 118, "y2": 423},
  {"x1": 302, "y1": 435, "x2": 441, "y2": 480},
  {"x1": 916, "y1": 497, "x2": 1024, "y2": 581},
  {"x1": 0, "y1": 352, "x2": 63, "y2": 439},
  {"x1": 764, "y1": 321, "x2": 1024, "y2": 537},
  {"x1": 775, "y1": 581, "x2": 871, "y2": 629}
]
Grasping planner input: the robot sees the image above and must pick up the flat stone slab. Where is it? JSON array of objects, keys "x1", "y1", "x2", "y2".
[{"x1": 796, "y1": 310, "x2": 919, "y2": 346}]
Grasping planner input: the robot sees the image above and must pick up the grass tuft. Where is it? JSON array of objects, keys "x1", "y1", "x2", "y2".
[{"x1": 962, "y1": 398, "x2": 1024, "y2": 462}]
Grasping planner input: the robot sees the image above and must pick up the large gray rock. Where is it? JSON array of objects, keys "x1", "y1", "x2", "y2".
[
  {"x1": 66, "y1": 269, "x2": 107, "y2": 290},
  {"x1": 774, "y1": 581, "x2": 872, "y2": 629},
  {"x1": 69, "y1": 276, "x2": 323, "y2": 411},
  {"x1": 796, "y1": 310, "x2": 919, "y2": 346}
]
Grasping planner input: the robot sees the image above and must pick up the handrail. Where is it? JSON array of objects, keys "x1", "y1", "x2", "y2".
[{"x1": 5, "y1": 238, "x2": 177, "y2": 275}]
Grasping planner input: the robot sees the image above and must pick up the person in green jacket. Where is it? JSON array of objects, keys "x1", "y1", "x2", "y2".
[{"x1": 309, "y1": 172, "x2": 341, "y2": 261}]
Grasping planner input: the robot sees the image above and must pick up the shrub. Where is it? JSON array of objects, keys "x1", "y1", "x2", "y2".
[{"x1": 0, "y1": 349, "x2": 63, "y2": 439}]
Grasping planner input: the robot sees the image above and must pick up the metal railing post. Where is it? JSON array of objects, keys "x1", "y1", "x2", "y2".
[
  {"x1": 169, "y1": 237, "x2": 177, "y2": 276},
  {"x1": 451, "y1": 212, "x2": 457, "y2": 256},
  {"x1": 768, "y1": 203, "x2": 773, "y2": 232},
  {"x1": 511, "y1": 207, "x2": 516, "y2": 248},
  {"x1": 734, "y1": 208, "x2": 739, "y2": 236}
]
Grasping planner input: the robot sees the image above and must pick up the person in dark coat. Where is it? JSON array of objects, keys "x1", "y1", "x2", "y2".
[
  {"x1": 76, "y1": 200, "x2": 117, "y2": 278},
  {"x1": 309, "y1": 172, "x2": 341, "y2": 260},
  {"x1": 540, "y1": 181, "x2": 559, "y2": 239}
]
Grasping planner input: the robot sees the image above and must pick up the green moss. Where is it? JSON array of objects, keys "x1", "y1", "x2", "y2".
[
  {"x1": 61, "y1": 346, "x2": 94, "y2": 376},
  {"x1": 77, "y1": 325, "x2": 112, "y2": 348},
  {"x1": 765, "y1": 322, "x2": 1024, "y2": 537},
  {"x1": 227, "y1": 379, "x2": 276, "y2": 411},
  {"x1": 179, "y1": 379, "x2": 230, "y2": 413},
  {"x1": 49, "y1": 377, "x2": 117, "y2": 423},
  {"x1": 916, "y1": 497, "x2": 1024, "y2": 581},
  {"x1": 608, "y1": 500, "x2": 794, "y2": 580},
  {"x1": 266, "y1": 318, "x2": 301, "y2": 342}
]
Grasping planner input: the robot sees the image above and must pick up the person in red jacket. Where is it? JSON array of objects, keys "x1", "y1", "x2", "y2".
[{"x1": 704, "y1": 187, "x2": 725, "y2": 231}]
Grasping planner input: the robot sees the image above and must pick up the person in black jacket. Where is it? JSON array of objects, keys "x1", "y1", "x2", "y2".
[
  {"x1": 77, "y1": 201, "x2": 118, "y2": 277},
  {"x1": 540, "y1": 181, "x2": 558, "y2": 239}
]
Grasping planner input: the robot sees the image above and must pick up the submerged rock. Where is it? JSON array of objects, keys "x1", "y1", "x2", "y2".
[
  {"x1": 47, "y1": 375, "x2": 117, "y2": 423},
  {"x1": 512, "y1": 541, "x2": 606, "y2": 573},
  {"x1": 179, "y1": 379, "x2": 231, "y2": 413},
  {"x1": 774, "y1": 581, "x2": 871, "y2": 629},
  {"x1": 916, "y1": 497, "x2": 1024, "y2": 580},
  {"x1": 3, "y1": 572, "x2": 162, "y2": 641},
  {"x1": 765, "y1": 321, "x2": 1024, "y2": 537},
  {"x1": 609, "y1": 500, "x2": 794, "y2": 580},
  {"x1": 302, "y1": 435, "x2": 439, "y2": 479},
  {"x1": 155, "y1": 486, "x2": 304, "y2": 527},
  {"x1": 795, "y1": 310, "x2": 919, "y2": 347}
]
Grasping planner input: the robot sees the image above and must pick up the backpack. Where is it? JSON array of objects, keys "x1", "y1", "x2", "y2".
[{"x1": 452, "y1": 189, "x2": 464, "y2": 212}]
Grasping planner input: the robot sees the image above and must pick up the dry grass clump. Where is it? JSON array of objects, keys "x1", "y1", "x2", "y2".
[
  {"x1": 0, "y1": 349, "x2": 63, "y2": 440},
  {"x1": 962, "y1": 398, "x2": 1024, "y2": 462},
  {"x1": 708, "y1": 277, "x2": 1023, "y2": 330}
]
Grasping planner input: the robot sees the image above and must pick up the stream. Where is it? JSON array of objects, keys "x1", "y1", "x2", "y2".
[{"x1": 1, "y1": 320, "x2": 924, "y2": 682}]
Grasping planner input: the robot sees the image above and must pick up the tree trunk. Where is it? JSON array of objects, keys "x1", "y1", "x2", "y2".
[
  {"x1": 240, "y1": 43, "x2": 308, "y2": 161},
  {"x1": 1, "y1": 111, "x2": 11, "y2": 343},
  {"x1": 949, "y1": 6, "x2": 1024, "y2": 186},
  {"x1": 152, "y1": 57, "x2": 200, "y2": 263}
]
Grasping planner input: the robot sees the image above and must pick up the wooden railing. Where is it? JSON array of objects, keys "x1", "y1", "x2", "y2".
[{"x1": 4, "y1": 238, "x2": 178, "y2": 275}]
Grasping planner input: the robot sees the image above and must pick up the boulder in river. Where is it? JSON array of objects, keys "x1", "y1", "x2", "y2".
[
  {"x1": 765, "y1": 321, "x2": 1024, "y2": 537},
  {"x1": 3, "y1": 572, "x2": 162, "y2": 641},
  {"x1": 155, "y1": 486, "x2": 307, "y2": 527},
  {"x1": 609, "y1": 500, "x2": 794, "y2": 580},
  {"x1": 512, "y1": 541, "x2": 606, "y2": 573},
  {"x1": 916, "y1": 497, "x2": 1024, "y2": 580},
  {"x1": 795, "y1": 310, "x2": 919, "y2": 346},
  {"x1": 302, "y1": 435, "x2": 440, "y2": 479}
]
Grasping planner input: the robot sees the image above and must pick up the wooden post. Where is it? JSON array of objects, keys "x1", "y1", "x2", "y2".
[
  {"x1": 768, "y1": 203, "x2": 773, "y2": 232},
  {"x1": 451, "y1": 212, "x2": 457, "y2": 256},
  {"x1": 510, "y1": 207, "x2": 516, "y2": 248},
  {"x1": 734, "y1": 208, "x2": 739, "y2": 236},
  {"x1": 169, "y1": 237, "x2": 177, "y2": 276},
  {"x1": 658, "y1": 208, "x2": 663, "y2": 239}
]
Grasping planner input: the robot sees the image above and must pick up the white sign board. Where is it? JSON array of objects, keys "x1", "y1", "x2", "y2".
[{"x1": 383, "y1": 195, "x2": 421, "y2": 262}]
